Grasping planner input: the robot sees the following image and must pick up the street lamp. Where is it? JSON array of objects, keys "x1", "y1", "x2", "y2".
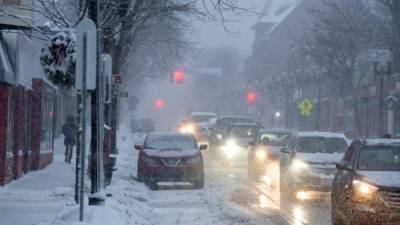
[{"x1": 275, "y1": 111, "x2": 281, "y2": 118}]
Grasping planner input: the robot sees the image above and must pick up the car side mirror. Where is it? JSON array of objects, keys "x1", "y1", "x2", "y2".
[
  {"x1": 336, "y1": 162, "x2": 351, "y2": 171},
  {"x1": 134, "y1": 145, "x2": 143, "y2": 150},
  {"x1": 280, "y1": 147, "x2": 291, "y2": 154},
  {"x1": 199, "y1": 144, "x2": 208, "y2": 151}
]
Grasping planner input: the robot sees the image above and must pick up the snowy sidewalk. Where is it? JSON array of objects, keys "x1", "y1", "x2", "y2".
[{"x1": 0, "y1": 138, "x2": 76, "y2": 225}]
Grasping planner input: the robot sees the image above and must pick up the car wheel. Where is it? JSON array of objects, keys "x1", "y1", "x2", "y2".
[
  {"x1": 148, "y1": 180, "x2": 158, "y2": 190},
  {"x1": 193, "y1": 173, "x2": 205, "y2": 189},
  {"x1": 136, "y1": 171, "x2": 144, "y2": 182},
  {"x1": 331, "y1": 207, "x2": 344, "y2": 225}
]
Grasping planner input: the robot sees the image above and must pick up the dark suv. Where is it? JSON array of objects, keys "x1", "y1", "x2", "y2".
[{"x1": 332, "y1": 139, "x2": 400, "y2": 225}]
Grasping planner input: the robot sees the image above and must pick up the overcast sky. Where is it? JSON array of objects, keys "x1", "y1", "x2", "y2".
[{"x1": 191, "y1": 0, "x2": 266, "y2": 57}]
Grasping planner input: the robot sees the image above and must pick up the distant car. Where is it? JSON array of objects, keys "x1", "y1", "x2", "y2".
[
  {"x1": 208, "y1": 116, "x2": 256, "y2": 149},
  {"x1": 331, "y1": 139, "x2": 400, "y2": 225},
  {"x1": 280, "y1": 132, "x2": 349, "y2": 199},
  {"x1": 179, "y1": 112, "x2": 217, "y2": 142},
  {"x1": 133, "y1": 118, "x2": 155, "y2": 133},
  {"x1": 248, "y1": 129, "x2": 295, "y2": 180},
  {"x1": 135, "y1": 132, "x2": 207, "y2": 190},
  {"x1": 214, "y1": 122, "x2": 262, "y2": 165}
]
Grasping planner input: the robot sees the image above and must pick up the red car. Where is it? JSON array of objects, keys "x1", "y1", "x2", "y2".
[{"x1": 135, "y1": 132, "x2": 207, "y2": 190}]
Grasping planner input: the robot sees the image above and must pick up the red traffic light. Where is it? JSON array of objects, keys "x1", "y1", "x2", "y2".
[
  {"x1": 172, "y1": 69, "x2": 184, "y2": 84},
  {"x1": 154, "y1": 99, "x2": 165, "y2": 109},
  {"x1": 246, "y1": 91, "x2": 257, "y2": 104}
]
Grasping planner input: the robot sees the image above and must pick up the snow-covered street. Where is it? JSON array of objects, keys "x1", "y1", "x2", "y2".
[{"x1": 0, "y1": 124, "x2": 333, "y2": 225}]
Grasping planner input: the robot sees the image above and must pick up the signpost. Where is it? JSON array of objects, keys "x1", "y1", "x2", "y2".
[
  {"x1": 76, "y1": 18, "x2": 97, "y2": 90},
  {"x1": 75, "y1": 18, "x2": 97, "y2": 222}
]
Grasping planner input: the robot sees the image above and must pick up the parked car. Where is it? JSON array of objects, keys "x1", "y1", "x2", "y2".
[
  {"x1": 135, "y1": 132, "x2": 207, "y2": 190},
  {"x1": 280, "y1": 132, "x2": 349, "y2": 200},
  {"x1": 208, "y1": 116, "x2": 256, "y2": 149},
  {"x1": 214, "y1": 122, "x2": 262, "y2": 165},
  {"x1": 331, "y1": 139, "x2": 400, "y2": 225},
  {"x1": 248, "y1": 129, "x2": 295, "y2": 180},
  {"x1": 132, "y1": 118, "x2": 155, "y2": 133}
]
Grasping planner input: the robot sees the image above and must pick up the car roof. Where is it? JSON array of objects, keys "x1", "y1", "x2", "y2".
[
  {"x1": 364, "y1": 139, "x2": 400, "y2": 146},
  {"x1": 147, "y1": 131, "x2": 192, "y2": 138},
  {"x1": 218, "y1": 116, "x2": 253, "y2": 120},
  {"x1": 230, "y1": 122, "x2": 260, "y2": 127},
  {"x1": 189, "y1": 112, "x2": 217, "y2": 116},
  {"x1": 298, "y1": 131, "x2": 346, "y2": 139},
  {"x1": 259, "y1": 129, "x2": 295, "y2": 133}
]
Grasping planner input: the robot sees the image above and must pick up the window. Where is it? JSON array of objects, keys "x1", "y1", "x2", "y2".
[
  {"x1": 6, "y1": 90, "x2": 13, "y2": 155},
  {"x1": 40, "y1": 87, "x2": 55, "y2": 152}
]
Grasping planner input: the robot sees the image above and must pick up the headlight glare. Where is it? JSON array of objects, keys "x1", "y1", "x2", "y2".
[
  {"x1": 353, "y1": 180, "x2": 378, "y2": 196},
  {"x1": 290, "y1": 159, "x2": 309, "y2": 171},
  {"x1": 255, "y1": 150, "x2": 267, "y2": 161}
]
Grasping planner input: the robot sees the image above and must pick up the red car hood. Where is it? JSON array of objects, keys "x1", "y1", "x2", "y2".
[{"x1": 143, "y1": 149, "x2": 199, "y2": 158}]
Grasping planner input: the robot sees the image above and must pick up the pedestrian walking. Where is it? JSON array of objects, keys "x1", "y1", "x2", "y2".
[{"x1": 62, "y1": 116, "x2": 78, "y2": 163}]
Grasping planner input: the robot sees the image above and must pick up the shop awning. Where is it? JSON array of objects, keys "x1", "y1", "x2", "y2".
[{"x1": 0, "y1": 38, "x2": 15, "y2": 85}]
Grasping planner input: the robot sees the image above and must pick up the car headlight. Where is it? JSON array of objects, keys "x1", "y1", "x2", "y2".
[
  {"x1": 255, "y1": 149, "x2": 267, "y2": 161},
  {"x1": 222, "y1": 139, "x2": 239, "y2": 159},
  {"x1": 144, "y1": 156, "x2": 158, "y2": 166},
  {"x1": 179, "y1": 127, "x2": 187, "y2": 133},
  {"x1": 186, "y1": 155, "x2": 202, "y2": 164},
  {"x1": 353, "y1": 180, "x2": 378, "y2": 196},
  {"x1": 186, "y1": 124, "x2": 195, "y2": 134},
  {"x1": 290, "y1": 159, "x2": 309, "y2": 172}
]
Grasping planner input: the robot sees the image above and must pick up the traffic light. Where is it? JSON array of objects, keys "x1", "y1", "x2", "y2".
[
  {"x1": 154, "y1": 99, "x2": 165, "y2": 109},
  {"x1": 246, "y1": 91, "x2": 257, "y2": 104},
  {"x1": 171, "y1": 69, "x2": 184, "y2": 84}
]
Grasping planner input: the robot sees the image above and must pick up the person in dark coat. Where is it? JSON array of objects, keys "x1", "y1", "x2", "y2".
[{"x1": 62, "y1": 116, "x2": 78, "y2": 163}]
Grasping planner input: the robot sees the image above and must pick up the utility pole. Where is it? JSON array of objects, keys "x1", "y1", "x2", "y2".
[
  {"x1": 375, "y1": 61, "x2": 392, "y2": 136},
  {"x1": 88, "y1": 0, "x2": 105, "y2": 205}
]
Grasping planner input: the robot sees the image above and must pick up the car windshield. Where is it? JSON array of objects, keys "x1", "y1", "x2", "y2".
[
  {"x1": 258, "y1": 132, "x2": 291, "y2": 146},
  {"x1": 358, "y1": 146, "x2": 400, "y2": 171},
  {"x1": 297, "y1": 137, "x2": 348, "y2": 153},
  {"x1": 144, "y1": 135, "x2": 196, "y2": 150},
  {"x1": 230, "y1": 126, "x2": 258, "y2": 138},
  {"x1": 189, "y1": 114, "x2": 216, "y2": 123}
]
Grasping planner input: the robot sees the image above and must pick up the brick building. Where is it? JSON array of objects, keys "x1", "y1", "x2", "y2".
[{"x1": 0, "y1": 0, "x2": 75, "y2": 185}]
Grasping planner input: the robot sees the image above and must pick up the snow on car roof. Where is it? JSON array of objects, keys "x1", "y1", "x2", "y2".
[
  {"x1": 147, "y1": 132, "x2": 192, "y2": 137},
  {"x1": 365, "y1": 139, "x2": 400, "y2": 146},
  {"x1": 189, "y1": 112, "x2": 217, "y2": 116},
  {"x1": 259, "y1": 129, "x2": 295, "y2": 133},
  {"x1": 298, "y1": 131, "x2": 346, "y2": 139},
  {"x1": 231, "y1": 122, "x2": 260, "y2": 127}
]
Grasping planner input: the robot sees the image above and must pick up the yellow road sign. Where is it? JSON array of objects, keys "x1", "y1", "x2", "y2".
[{"x1": 298, "y1": 99, "x2": 313, "y2": 117}]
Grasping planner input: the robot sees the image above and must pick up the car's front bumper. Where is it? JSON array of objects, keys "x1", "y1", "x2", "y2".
[
  {"x1": 351, "y1": 201, "x2": 400, "y2": 224},
  {"x1": 143, "y1": 164, "x2": 203, "y2": 182}
]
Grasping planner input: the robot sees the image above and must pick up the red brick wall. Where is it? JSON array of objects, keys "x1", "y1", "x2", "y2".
[
  {"x1": 0, "y1": 86, "x2": 13, "y2": 186},
  {"x1": 30, "y1": 80, "x2": 42, "y2": 170}
]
